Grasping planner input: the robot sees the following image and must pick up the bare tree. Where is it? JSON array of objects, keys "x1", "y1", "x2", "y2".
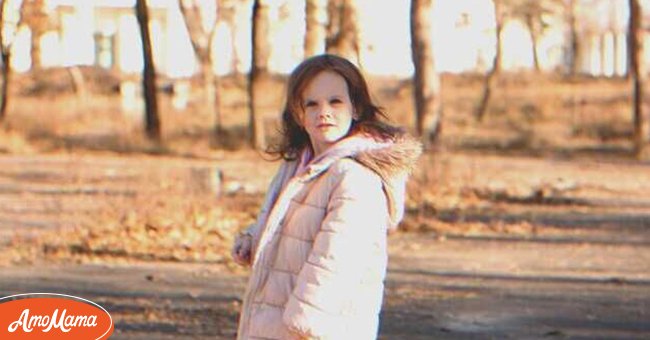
[
  {"x1": 410, "y1": 0, "x2": 441, "y2": 144},
  {"x1": 304, "y1": 0, "x2": 325, "y2": 58},
  {"x1": 219, "y1": 0, "x2": 241, "y2": 74},
  {"x1": 628, "y1": 0, "x2": 645, "y2": 157},
  {"x1": 565, "y1": 0, "x2": 580, "y2": 76},
  {"x1": 521, "y1": 5, "x2": 543, "y2": 72},
  {"x1": 22, "y1": 0, "x2": 85, "y2": 95},
  {"x1": 513, "y1": 1, "x2": 543, "y2": 72},
  {"x1": 135, "y1": 0, "x2": 161, "y2": 142},
  {"x1": 0, "y1": 0, "x2": 23, "y2": 122},
  {"x1": 475, "y1": 0, "x2": 504, "y2": 122},
  {"x1": 179, "y1": 0, "x2": 223, "y2": 136},
  {"x1": 325, "y1": 0, "x2": 361, "y2": 65},
  {"x1": 0, "y1": 0, "x2": 13, "y2": 121},
  {"x1": 507, "y1": 0, "x2": 564, "y2": 73},
  {"x1": 21, "y1": 0, "x2": 47, "y2": 70},
  {"x1": 249, "y1": 0, "x2": 270, "y2": 150}
]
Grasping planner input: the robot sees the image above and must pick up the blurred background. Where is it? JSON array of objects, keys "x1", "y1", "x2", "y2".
[
  {"x1": 0, "y1": 1, "x2": 649, "y2": 339},
  {"x1": 0, "y1": 0, "x2": 647, "y2": 156}
]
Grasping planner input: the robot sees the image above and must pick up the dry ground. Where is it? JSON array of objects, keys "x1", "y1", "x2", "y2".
[{"x1": 0, "y1": 71, "x2": 649, "y2": 339}]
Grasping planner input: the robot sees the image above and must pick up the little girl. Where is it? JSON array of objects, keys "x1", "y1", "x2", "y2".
[{"x1": 232, "y1": 54, "x2": 421, "y2": 339}]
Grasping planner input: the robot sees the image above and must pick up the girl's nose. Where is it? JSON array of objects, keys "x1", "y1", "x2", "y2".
[{"x1": 318, "y1": 105, "x2": 332, "y2": 118}]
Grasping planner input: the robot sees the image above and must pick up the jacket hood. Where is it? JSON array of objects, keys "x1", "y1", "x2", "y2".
[{"x1": 299, "y1": 132, "x2": 423, "y2": 229}]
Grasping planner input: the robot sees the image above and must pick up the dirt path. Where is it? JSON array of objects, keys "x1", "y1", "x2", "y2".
[
  {"x1": 1, "y1": 234, "x2": 647, "y2": 339},
  {"x1": 1, "y1": 153, "x2": 649, "y2": 339}
]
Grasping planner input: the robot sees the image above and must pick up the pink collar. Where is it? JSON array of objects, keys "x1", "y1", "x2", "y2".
[
  {"x1": 294, "y1": 147, "x2": 313, "y2": 177},
  {"x1": 294, "y1": 134, "x2": 391, "y2": 178}
]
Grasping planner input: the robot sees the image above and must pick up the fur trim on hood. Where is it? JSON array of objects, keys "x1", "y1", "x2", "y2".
[
  {"x1": 351, "y1": 133, "x2": 422, "y2": 181},
  {"x1": 299, "y1": 132, "x2": 423, "y2": 229},
  {"x1": 352, "y1": 134, "x2": 422, "y2": 229}
]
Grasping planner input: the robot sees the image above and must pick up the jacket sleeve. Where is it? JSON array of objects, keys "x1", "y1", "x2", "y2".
[
  {"x1": 282, "y1": 162, "x2": 389, "y2": 338},
  {"x1": 245, "y1": 161, "x2": 292, "y2": 256}
]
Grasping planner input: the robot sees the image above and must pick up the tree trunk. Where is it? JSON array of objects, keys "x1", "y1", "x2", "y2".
[
  {"x1": 567, "y1": 0, "x2": 579, "y2": 76},
  {"x1": 0, "y1": 0, "x2": 12, "y2": 122},
  {"x1": 135, "y1": 0, "x2": 161, "y2": 142},
  {"x1": 22, "y1": 0, "x2": 47, "y2": 70},
  {"x1": 222, "y1": 0, "x2": 241, "y2": 74},
  {"x1": 475, "y1": 0, "x2": 503, "y2": 122},
  {"x1": 208, "y1": 25, "x2": 223, "y2": 137},
  {"x1": 613, "y1": 30, "x2": 621, "y2": 76},
  {"x1": 599, "y1": 33, "x2": 607, "y2": 76},
  {"x1": 628, "y1": 0, "x2": 645, "y2": 157},
  {"x1": 0, "y1": 51, "x2": 9, "y2": 122},
  {"x1": 526, "y1": 14, "x2": 541, "y2": 73},
  {"x1": 530, "y1": 32, "x2": 540, "y2": 73},
  {"x1": 410, "y1": 0, "x2": 441, "y2": 145},
  {"x1": 304, "y1": 0, "x2": 325, "y2": 58},
  {"x1": 32, "y1": 0, "x2": 44, "y2": 69},
  {"x1": 326, "y1": 0, "x2": 341, "y2": 51},
  {"x1": 249, "y1": 0, "x2": 269, "y2": 150},
  {"x1": 325, "y1": 0, "x2": 361, "y2": 65},
  {"x1": 179, "y1": 0, "x2": 223, "y2": 136}
]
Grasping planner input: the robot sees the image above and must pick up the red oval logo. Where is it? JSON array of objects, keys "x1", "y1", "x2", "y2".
[{"x1": 0, "y1": 293, "x2": 114, "y2": 339}]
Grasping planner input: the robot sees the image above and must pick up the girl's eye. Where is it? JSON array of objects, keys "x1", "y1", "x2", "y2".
[
  {"x1": 330, "y1": 98, "x2": 342, "y2": 104},
  {"x1": 304, "y1": 101, "x2": 317, "y2": 108}
]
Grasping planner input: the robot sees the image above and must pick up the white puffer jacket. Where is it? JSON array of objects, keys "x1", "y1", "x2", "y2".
[{"x1": 236, "y1": 133, "x2": 422, "y2": 340}]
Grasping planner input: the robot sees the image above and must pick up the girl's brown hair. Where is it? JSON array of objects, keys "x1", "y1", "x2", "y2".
[{"x1": 268, "y1": 54, "x2": 402, "y2": 160}]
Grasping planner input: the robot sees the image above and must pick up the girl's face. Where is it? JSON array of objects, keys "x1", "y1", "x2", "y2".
[{"x1": 300, "y1": 71, "x2": 355, "y2": 156}]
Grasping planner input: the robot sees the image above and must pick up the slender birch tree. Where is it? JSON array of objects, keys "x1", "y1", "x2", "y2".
[
  {"x1": 179, "y1": 0, "x2": 223, "y2": 135},
  {"x1": 475, "y1": 0, "x2": 504, "y2": 122},
  {"x1": 249, "y1": 0, "x2": 270, "y2": 150},
  {"x1": 304, "y1": 0, "x2": 325, "y2": 58},
  {"x1": 325, "y1": 0, "x2": 361, "y2": 65},
  {"x1": 511, "y1": 0, "x2": 564, "y2": 73},
  {"x1": 410, "y1": 0, "x2": 441, "y2": 144},
  {"x1": 565, "y1": 0, "x2": 580, "y2": 76}
]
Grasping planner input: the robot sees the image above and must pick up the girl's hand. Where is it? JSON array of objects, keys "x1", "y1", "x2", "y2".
[{"x1": 231, "y1": 232, "x2": 253, "y2": 266}]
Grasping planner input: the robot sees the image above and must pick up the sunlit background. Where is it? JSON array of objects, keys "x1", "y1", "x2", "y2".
[
  {"x1": 0, "y1": 4, "x2": 649, "y2": 333},
  {"x1": 3, "y1": 0, "x2": 650, "y2": 77}
]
